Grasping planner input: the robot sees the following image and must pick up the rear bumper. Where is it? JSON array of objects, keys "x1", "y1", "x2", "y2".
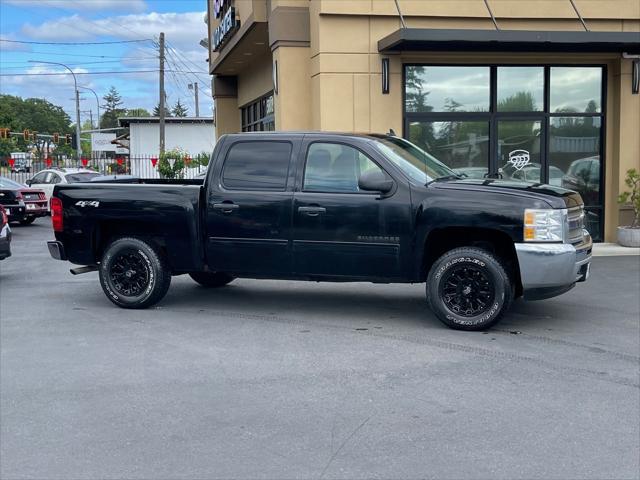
[
  {"x1": 515, "y1": 233, "x2": 592, "y2": 300},
  {"x1": 0, "y1": 224, "x2": 12, "y2": 260},
  {"x1": 47, "y1": 241, "x2": 67, "y2": 261},
  {"x1": 2, "y1": 204, "x2": 26, "y2": 221},
  {"x1": 24, "y1": 202, "x2": 48, "y2": 217}
]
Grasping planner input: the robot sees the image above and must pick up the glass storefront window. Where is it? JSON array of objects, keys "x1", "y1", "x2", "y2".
[
  {"x1": 405, "y1": 66, "x2": 490, "y2": 113},
  {"x1": 549, "y1": 116, "x2": 601, "y2": 207},
  {"x1": 408, "y1": 120, "x2": 489, "y2": 178},
  {"x1": 550, "y1": 67, "x2": 602, "y2": 113},
  {"x1": 497, "y1": 120, "x2": 543, "y2": 183},
  {"x1": 241, "y1": 92, "x2": 275, "y2": 132},
  {"x1": 497, "y1": 67, "x2": 544, "y2": 112}
]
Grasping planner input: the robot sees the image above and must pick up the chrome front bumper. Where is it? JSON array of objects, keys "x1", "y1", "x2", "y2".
[{"x1": 515, "y1": 233, "x2": 592, "y2": 300}]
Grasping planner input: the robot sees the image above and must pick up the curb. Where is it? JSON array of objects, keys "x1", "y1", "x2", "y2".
[{"x1": 592, "y1": 243, "x2": 640, "y2": 257}]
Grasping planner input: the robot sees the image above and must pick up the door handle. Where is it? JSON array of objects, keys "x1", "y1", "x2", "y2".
[
  {"x1": 212, "y1": 202, "x2": 239, "y2": 213},
  {"x1": 298, "y1": 206, "x2": 326, "y2": 216}
]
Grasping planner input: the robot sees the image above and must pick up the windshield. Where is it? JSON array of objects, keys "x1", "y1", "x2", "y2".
[
  {"x1": 0, "y1": 177, "x2": 24, "y2": 189},
  {"x1": 372, "y1": 137, "x2": 458, "y2": 183},
  {"x1": 65, "y1": 172, "x2": 101, "y2": 183}
]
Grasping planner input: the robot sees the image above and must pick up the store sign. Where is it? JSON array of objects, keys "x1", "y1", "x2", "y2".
[
  {"x1": 91, "y1": 133, "x2": 116, "y2": 152},
  {"x1": 212, "y1": 2, "x2": 239, "y2": 52}
]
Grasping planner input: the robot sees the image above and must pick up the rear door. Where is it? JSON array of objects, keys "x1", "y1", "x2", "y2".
[
  {"x1": 205, "y1": 135, "x2": 301, "y2": 275},
  {"x1": 292, "y1": 137, "x2": 412, "y2": 279}
]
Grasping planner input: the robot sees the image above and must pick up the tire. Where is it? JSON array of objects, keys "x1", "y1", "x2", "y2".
[
  {"x1": 426, "y1": 247, "x2": 513, "y2": 331},
  {"x1": 189, "y1": 271, "x2": 234, "y2": 288},
  {"x1": 19, "y1": 216, "x2": 36, "y2": 225},
  {"x1": 99, "y1": 237, "x2": 171, "y2": 309}
]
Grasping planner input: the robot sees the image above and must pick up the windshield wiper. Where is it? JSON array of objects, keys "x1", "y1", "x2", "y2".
[{"x1": 426, "y1": 174, "x2": 464, "y2": 186}]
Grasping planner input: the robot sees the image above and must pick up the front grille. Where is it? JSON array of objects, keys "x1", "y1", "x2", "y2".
[
  {"x1": 23, "y1": 193, "x2": 40, "y2": 201},
  {"x1": 567, "y1": 206, "x2": 585, "y2": 244}
]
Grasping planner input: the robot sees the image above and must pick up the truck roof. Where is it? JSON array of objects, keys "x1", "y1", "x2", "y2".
[{"x1": 222, "y1": 131, "x2": 394, "y2": 141}]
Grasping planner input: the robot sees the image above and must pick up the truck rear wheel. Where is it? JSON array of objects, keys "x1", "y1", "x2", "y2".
[
  {"x1": 426, "y1": 247, "x2": 513, "y2": 331},
  {"x1": 99, "y1": 237, "x2": 171, "y2": 309},
  {"x1": 189, "y1": 271, "x2": 234, "y2": 288}
]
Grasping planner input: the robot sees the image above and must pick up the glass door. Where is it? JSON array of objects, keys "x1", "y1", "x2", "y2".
[{"x1": 495, "y1": 119, "x2": 545, "y2": 184}]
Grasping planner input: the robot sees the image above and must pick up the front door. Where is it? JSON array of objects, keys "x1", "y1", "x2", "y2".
[
  {"x1": 205, "y1": 137, "x2": 299, "y2": 275},
  {"x1": 292, "y1": 139, "x2": 411, "y2": 279}
]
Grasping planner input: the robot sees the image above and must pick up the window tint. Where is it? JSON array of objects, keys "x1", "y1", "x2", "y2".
[
  {"x1": 303, "y1": 143, "x2": 383, "y2": 193},
  {"x1": 31, "y1": 172, "x2": 47, "y2": 184},
  {"x1": 222, "y1": 141, "x2": 292, "y2": 190},
  {"x1": 50, "y1": 174, "x2": 61, "y2": 184},
  {"x1": 65, "y1": 172, "x2": 100, "y2": 183}
]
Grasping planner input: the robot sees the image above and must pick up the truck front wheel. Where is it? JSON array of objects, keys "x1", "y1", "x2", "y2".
[
  {"x1": 99, "y1": 237, "x2": 171, "y2": 309},
  {"x1": 426, "y1": 247, "x2": 513, "y2": 331},
  {"x1": 188, "y1": 272, "x2": 235, "y2": 288}
]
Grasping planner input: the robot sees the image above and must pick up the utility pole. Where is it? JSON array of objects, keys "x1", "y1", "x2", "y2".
[
  {"x1": 89, "y1": 110, "x2": 94, "y2": 129},
  {"x1": 159, "y1": 32, "x2": 166, "y2": 155},
  {"x1": 190, "y1": 82, "x2": 200, "y2": 117}
]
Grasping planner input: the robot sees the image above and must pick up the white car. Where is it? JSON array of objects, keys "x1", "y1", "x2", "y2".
[{"x1": 26, "y1": 168, "x2": 101, "y2": 209}]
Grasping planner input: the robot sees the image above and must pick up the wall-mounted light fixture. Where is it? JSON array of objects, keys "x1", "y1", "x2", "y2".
[
  {"x1": 633, "y1": 59, "x2": 639, "y2": 95},
  {"x1": 273, "y1": 60, "x2": 279, "y2": 95},
  {"x1": 382, "y1": 58, "x2": 390, "y2": 94}
]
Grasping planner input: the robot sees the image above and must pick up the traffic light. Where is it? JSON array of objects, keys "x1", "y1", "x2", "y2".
[
  {"x1": 71, "y1": 133, "x2": 78, "y2": 150},
  {"x1": 65, "y1": 134, "x2": 71, "y2": 145},
  {"x1": 30, "y1": 131, "x2": 37, "y2": 141},
  {"x1": 0, "y1": 128, "x2": 8, "y2": 140},
  {"x1": 53, "y1": 132, "x2": 59, "y2": 143},
  {"x1": 23, "y1": 129, "x2": 30, "y2": 141}
]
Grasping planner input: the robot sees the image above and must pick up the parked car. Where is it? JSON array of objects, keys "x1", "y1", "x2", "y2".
[
  {"x1": 26, "y1": 168, "x2": 101, "y2": 209},
  {"x1": 0, "y1": 176, "x2": 47, "y2": 225},
  {"x1": 0, "y1": 177, "x2": 26, "y2": 223},
  {"x1": 0, "y1": 205, "x2": 11, "y2": 260},
  {"x1": 562, "y1": 156, "x2": 600, "y2": 206},
  {"x1": 48, "y1": 132, "x2": 591, "y2": 331},
  {"x1": 509, "y1": 164, "x2": 564, "y2": 187}
]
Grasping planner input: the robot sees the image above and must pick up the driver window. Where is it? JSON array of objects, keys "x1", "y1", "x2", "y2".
[
  {"x1": 49, "y1": 173, "x2": 61, "y2": 184},
  {"x1": 303, "y1": 143, "x2": 383, "y2": 193}
]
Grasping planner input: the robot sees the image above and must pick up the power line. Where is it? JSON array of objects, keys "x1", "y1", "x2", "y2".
[
  {"x1": 0, "y1": 39, "x2": 153, "y2": 45},
  {"x1": 0, "y1": 51, "x2": 158, "y2": 59},
  {"x1": 1, "y1": 59, "x2": 158, "y2": 68},
  {"x1": 0, "y1": 69, "x2": 207, "y2": 76}
]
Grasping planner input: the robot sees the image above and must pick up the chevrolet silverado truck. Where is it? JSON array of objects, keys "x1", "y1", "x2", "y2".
[{"x1": 47, "y1": 132, "x2": 592, "y2": 330}]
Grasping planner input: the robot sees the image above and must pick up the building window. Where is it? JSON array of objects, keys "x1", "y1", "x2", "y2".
[
  {"x1": 404, "y1": 64, "x2": 605, "y2": 241},
  {"x1": 241, "y1": 92, "x2": 275, "y2": 132}
]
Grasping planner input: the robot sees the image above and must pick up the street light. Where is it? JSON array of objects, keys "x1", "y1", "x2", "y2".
[
  {"x1": 29, "y1": 60, "x2": 82, "y2": 162},
  {"x1": 78, "y1": 86, "x2": 100, "y2": 129}
]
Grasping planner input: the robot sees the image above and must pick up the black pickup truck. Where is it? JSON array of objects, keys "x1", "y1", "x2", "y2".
[{"x1": 48, "y1": 132, "x2": 592, "y2": 330}]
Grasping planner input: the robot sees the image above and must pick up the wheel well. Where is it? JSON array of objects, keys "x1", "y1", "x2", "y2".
[
  {"x1": 422, "y1": 227, "x2": 522, "y2": 297},
  {"x1": 94, "y1": 221, "x2": 168, "y2": 264}
]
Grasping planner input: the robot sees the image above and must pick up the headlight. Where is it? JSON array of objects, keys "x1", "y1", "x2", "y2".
[{"x1": 524, "y1": 208, "x2": 567, "y2": 242}]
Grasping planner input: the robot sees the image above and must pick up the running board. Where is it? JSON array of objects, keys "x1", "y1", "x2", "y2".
[{"x1": 70, "y1": 266, "x2": 98, "y2": 275}]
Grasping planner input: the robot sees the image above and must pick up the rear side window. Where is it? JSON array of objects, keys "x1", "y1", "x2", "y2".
[
  {"x1": 65, "y1": 173, "x2": 100, "y2": 183},
  {"x1": 222, "y1": 141, "x2": 292, "y2": 191}
]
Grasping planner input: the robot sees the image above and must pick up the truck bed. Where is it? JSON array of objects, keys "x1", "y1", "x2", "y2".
[{"x1": 53, "y1": 181, "x2": 205, "y2": 271}]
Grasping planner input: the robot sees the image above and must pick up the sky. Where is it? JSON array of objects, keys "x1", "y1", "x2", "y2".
[{"x1": 0, "y1": 0, "x2": 211, "y2": 124}]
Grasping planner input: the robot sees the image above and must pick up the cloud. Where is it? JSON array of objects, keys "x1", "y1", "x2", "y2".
[
  {"x1": 0, "y1": 34, "x2": 32, "y2": 52},
  {"x1": 21, "y1": 11, "x2": 207, "y2": 49},
  {"x1": 4, "y1": 0, "x2": 146, "y2": 13}
]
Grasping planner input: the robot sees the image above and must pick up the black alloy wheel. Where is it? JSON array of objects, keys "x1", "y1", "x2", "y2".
[
  {"x1": 439, "y1": 263, "x2": 496, "y2": 317},
  {"x1": 99, "y1": 237, "x2": 171, "y2": 309},
  {"x1": 426, "y1": 247, "x2": 513, "y2": 330}
]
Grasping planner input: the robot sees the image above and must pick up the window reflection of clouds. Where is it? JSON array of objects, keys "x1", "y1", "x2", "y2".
[
  {"x1": 550, "y1": 67, "x2": 602, "y2": 113},
  {"x1": 406, "y1": 67, "x2": 490, "y2": 112},
  {"x1": 497, "y1": 67, "x2": 544, "y2": 111}
]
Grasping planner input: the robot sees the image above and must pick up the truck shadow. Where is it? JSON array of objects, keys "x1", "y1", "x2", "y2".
[{"x1": 159, "y1": 278, "x2": 574, "y2": 332}]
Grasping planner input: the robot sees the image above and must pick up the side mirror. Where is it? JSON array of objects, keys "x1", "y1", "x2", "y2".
[
  {"x1": 25, "y1": 179, "x2": 32, "y2": 186},
  {"x1": 358, "y1": 170, "x2": 394, "y2": 194}
]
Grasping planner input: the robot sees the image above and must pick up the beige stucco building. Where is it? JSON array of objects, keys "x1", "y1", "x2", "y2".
[{"x1": 206, "y1": 0, "x2": 640, "y2": 242}]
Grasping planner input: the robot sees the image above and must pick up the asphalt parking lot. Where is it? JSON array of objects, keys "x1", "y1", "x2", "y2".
[{"x1": 1, "y1": 221, "x2": 639, "y2": 480}]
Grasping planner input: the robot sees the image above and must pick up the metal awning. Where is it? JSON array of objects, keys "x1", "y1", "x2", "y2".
[{"x1": 378, "y1": 28, "x2": 640, "y2": 54}]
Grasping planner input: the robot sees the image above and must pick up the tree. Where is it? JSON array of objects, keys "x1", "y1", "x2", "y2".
[
  {"x1": 172, "y1": 100, "x2": 188, "y2": 117},
  {"x1": 153, "y1": 103, "x2": 171, "y2": 117},
  {"x1": 0, "y1": 94, "x2": 73, "y2": 159},
  {"x1": 100, "y1": 86, "x2": 126, "y2": 129},
  {"x1": 125, "y1": 108, "x2": 151, "y2": 117}
]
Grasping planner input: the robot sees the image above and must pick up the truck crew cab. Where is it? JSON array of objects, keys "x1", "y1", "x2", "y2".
[{"x1": 47, "y1": 132, "x2": 592, "y2": 330}]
